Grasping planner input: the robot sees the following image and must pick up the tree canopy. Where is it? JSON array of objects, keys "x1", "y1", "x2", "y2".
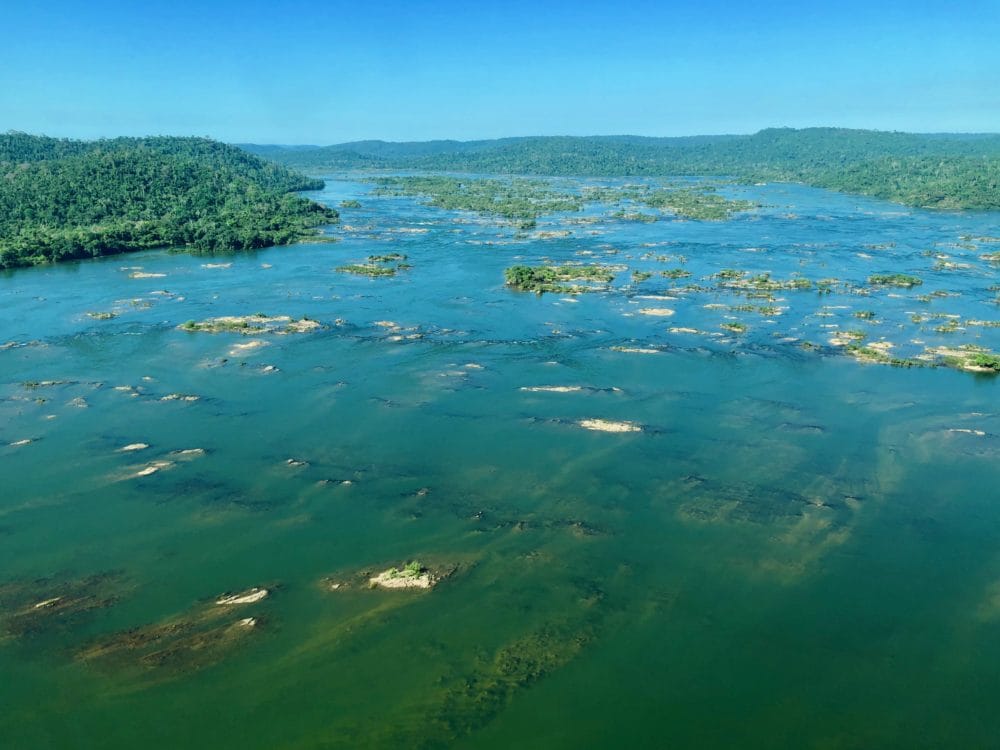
[
  {"x1": 243, "y1": 128, "x2": 1000, "y2": 211},
  {"x1": 0, "y1": 133, "x2": 337, "y2": 269}
]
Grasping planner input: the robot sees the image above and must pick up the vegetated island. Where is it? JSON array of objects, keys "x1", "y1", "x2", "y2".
[
  {"x1": 0, "y1": 132, "x2": 338, "y2": 269},
  {"x1": 368, "y1": 175, "x2": 755, "y2": 224},
  {"x1": 243, "y1": 127, "x2": 1000, "y2": 210},
  {"x1": 371, "y1": 175, "x2": 581, "y2": 227},
  {"x1": 337, "y1": 253, "x2": 410, "y2": 278},
  {"x1": 505, "y1": 264, "x2": 617, "y2": 294}
]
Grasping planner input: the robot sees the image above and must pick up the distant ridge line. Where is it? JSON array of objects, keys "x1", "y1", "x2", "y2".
[{"x1": 240, "y1": 127, "x2": 1000, "y2": 211}]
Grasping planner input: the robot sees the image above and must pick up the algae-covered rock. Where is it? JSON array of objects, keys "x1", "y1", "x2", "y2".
[
  {"x1": 0, "y1": 571, "x2": 125, "y2": 638},
  {"x1": 77, "y1": 583, "x2": 273, "y2": 676}
]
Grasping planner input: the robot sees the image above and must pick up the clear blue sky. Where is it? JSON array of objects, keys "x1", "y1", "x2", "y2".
[{"x1": 2, "y1": 0, "x2": 998, "y2": 143}]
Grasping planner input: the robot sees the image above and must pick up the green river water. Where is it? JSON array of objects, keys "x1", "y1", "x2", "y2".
[{"x1": 1, "y1": 177, "x2": 999, "y2": 748}]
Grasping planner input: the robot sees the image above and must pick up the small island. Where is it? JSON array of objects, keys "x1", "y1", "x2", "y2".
[
  {"x1": 369, "y1": 561, "x2": 436, "y2": 590},
  {"x1": 324, "y1": 560, "x2": 458, "y2": 592},
  {"x1": 504, "y1": 264, "x2": 616, "y2": 294},
  {"x1": 336, "y1": 253, "x2": 411, "y2": 278},
  {"x1": 178, "y1": 314, "x2": 322, "y2": 334},
  {"x1": 370, "y1": 175, "x2": 582, "y2": 224}
]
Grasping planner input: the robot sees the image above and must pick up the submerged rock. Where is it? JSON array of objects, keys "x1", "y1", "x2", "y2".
[
  {"x1": 77, "y1": 582, "x2": 272, "y2": 675},
  {"x1": 610, "y1": 346, "x2": 659, "y2": 354},
  {"x1": 229, "y1": 340, "x2": 270, "y2": 355},
  {"x1": 1, "y1": 571, "x2": 125, "y2": 638}
]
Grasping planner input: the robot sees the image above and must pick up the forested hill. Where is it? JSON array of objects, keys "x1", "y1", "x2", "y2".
[
  {"x1": 0, "y1": 133, "x2": 338, "y2": 269},
  {"x1": 243, "y1": 128, "x2": 1000, "y2": 210}
]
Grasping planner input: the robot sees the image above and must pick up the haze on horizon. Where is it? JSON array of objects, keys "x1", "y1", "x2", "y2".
[{"x1": 2, "y1": 0, "x2": 998, "y2": 144}]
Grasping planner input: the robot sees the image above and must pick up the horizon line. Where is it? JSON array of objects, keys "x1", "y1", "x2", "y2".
[{"x1": 7, "y1": 125, "x2": 1000, "y2": 148}]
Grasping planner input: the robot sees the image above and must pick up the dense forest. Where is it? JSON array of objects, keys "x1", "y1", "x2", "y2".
[
  {"x1": 244, "y1": 128, "x2": 1000, "y2": 210},
  {"x1": 0, "y1": 133, "x2": 337, "y2": 269}
]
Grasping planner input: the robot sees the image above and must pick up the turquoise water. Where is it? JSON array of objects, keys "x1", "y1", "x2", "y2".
[{"x1": 1, "y1": 178, "x2": 999, "y2": 748}]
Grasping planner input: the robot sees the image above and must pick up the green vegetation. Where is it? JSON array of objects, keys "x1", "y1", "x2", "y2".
[
  {"x1": 846, "y1": 344, "x2": 923, "y2": 368},
  {"x1": 370, "y1": 175, "x2": 581, "y2": 221},
  {"x1": 631, "y1": 271, "x2": 652, "y2": 282},
  {"x1": 178, "y1": 314, "x2": 321, "y2": 334},
  {"x1": 336, "y1": 252, "x2": 411, "y2": 278},
  {"x1": 383, "y1": 561, "x2": 425, "y2": 579},
  {"x1": 731, "y1": 304, "x2": 779, "y2": 316},
  {"x1": 425, "y1": 623, "x2": 592, "y2": 740},
  {"x1": 868, "y1": 274, "x2": 923, "y2": 288},
  {"x1": 971, "y1": 353, "x2": 1000, "y2": 371},
  {"x1": 245, "y1": 128, "x2": 1000, "y2": 210},
  {"x1": 364, "y1": 174, "x2": 757, "y2": 225},
  {"x1": 340, "y1": 199, "x2": 362, "y2": 208},
  {"x1": 929, "y1": 346, "x2": 1000, "y2": 374},
  {"x1": 640, "y1": 187, "x2": 756, "y2": 220},
  {"x1": 612, "y1": 210, "x2": 659, "y2": 223},
  {"x1": 181, "y1": 319, "x2": 249, "y2": 332},
  {"x1": 504, "y1": 265, "x2": 616, "y2": 294},
  {"x1": 0, "y1": 132, "x2": 337, "y2": 269},
  {"x1": 661, "y1": 268, "x2": 692, "y2": 279},
  {"x1": 337, "y1": 264, "x2": 398, "y2": 278},
  {"x1": 714, "y1": 270, "x2": 813, "y2": 293},
  {"x1": 558, "y1": 181, "x2": 757, "y2": 219},
  {"x1": 367, "y1": 252, "x2": 407, "y2": 263}
]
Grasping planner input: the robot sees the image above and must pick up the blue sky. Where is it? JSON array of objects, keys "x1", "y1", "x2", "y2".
[{"x1": 1, "y1": 0, "x2": 998, "y2": 143}]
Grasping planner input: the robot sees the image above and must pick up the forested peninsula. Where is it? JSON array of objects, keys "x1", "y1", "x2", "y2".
[
  {"x1": 0, "y1": 133, "x2": 337, "y2": 269},
  {"x1": 244, "y1": 128, "x2": 1000, "y2": 211}
]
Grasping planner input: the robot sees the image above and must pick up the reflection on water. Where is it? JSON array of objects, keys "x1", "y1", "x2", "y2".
[{"x1": 0, "y1": 178, "x2": 998, "y2": 748}]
